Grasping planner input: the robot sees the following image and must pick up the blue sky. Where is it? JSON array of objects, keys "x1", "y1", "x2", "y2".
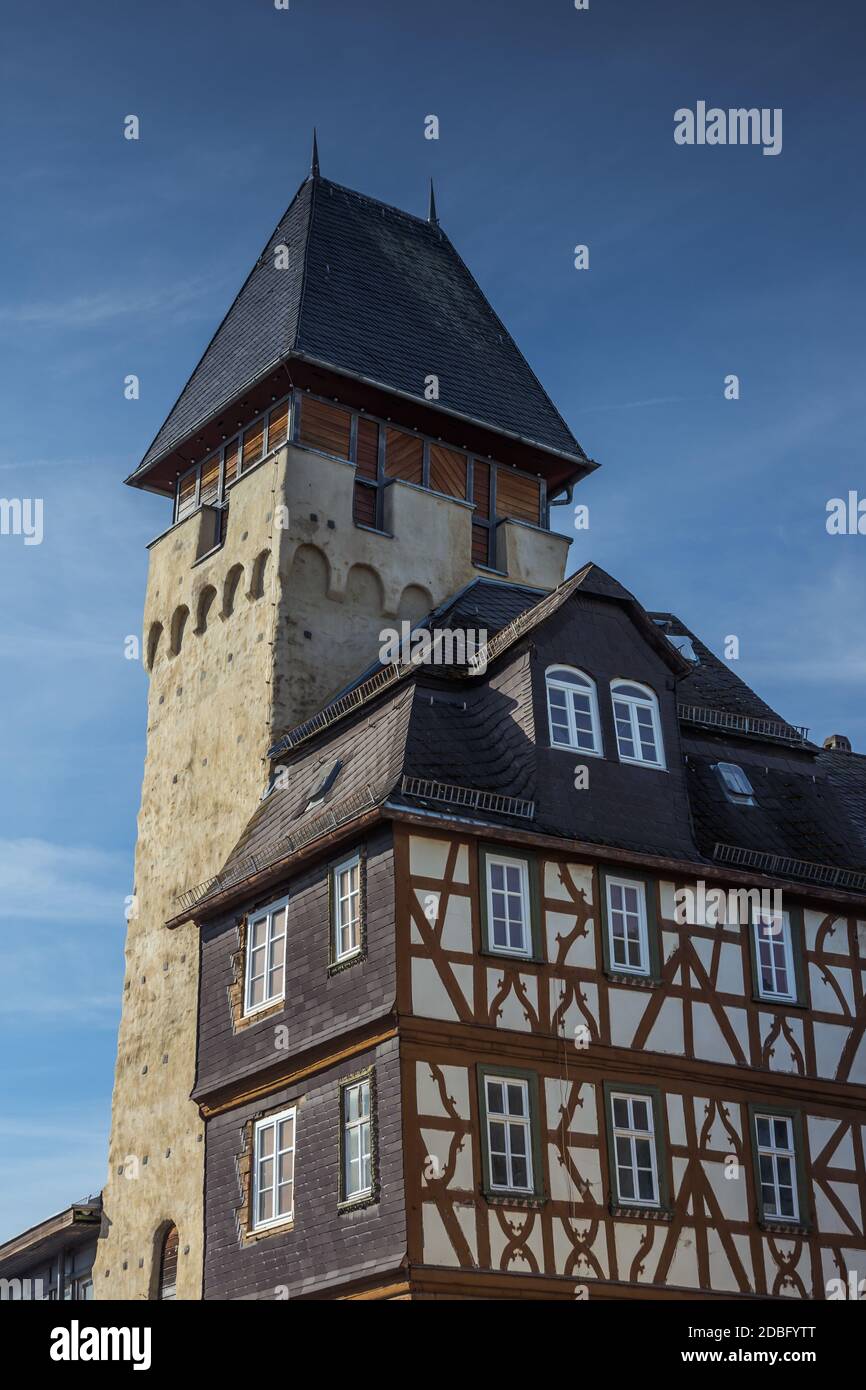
[{"x1": 1, "y1": 0, "x2": 864, "y2": 1241}]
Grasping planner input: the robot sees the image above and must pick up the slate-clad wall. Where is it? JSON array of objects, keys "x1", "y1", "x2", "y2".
[
  {"x1": 196, "y1": 826, "x2": 396, "y2": 1098},
  {"x1": 203, "y1": 1037, "x2": 405, "y2": 1300},
  {"x1": 530, "y1": 596, "x2": 698, "y2": 859}
]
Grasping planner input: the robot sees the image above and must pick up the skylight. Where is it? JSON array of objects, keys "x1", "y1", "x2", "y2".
[
  {"x1": 715, "y1": 762, "x2": 756, "y2": 805},
  {"x1": 304, "y1": 758, "x2": 343, "y2": 813},
  {"x1": 667, "y1": 633, "x2": 698, "y2": 663}
]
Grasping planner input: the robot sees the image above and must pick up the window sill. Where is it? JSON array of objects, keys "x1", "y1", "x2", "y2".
[
  {"x1": 605, "y1": 971, "x2": 658, "y2": 989},
  {"x1": 328, "y1": 949, "x2": 366, "y2": 978},
  {"x1": 480, "y1": 947, "x2": 543, "y2": 968},
  {"x1": 338, "y1": 1189, "x2": 378, "y2": 1215},
  {"x1": 753, "y1": 994, "x2": 808, "y2": 1011},
  {"x1": 758, "y1": 1217, "x2": 810, "y2": 1236},
  {"x1": 609, "y1": 1202, "x2": 672, "y2": 1222},
  {"x1": 353, "y1": 522, "x2": 393, "y2": 539},
  {"x1": 244, "y1": 1217, "x2": 295, "y2": 1243},
  {"x1": 483, "y1": 1190, "x2": 546, "y2": 1209}
]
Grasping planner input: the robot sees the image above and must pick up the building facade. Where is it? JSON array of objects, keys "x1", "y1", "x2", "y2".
[
  {"x1": 97, "y1": 152, "x2": 592, "y2": 1298},
  {"x1": 100, "y1": 149, "x2": 866, "y2": 1300}
]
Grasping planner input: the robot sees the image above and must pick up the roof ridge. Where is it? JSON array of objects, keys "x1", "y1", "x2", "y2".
[{"x1": 314, "y1": 175, "x2": 446, "y2": 233}]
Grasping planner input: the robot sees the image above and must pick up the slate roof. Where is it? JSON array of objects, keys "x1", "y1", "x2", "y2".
[
  {"x1": 131, "y1": 173, "x2": 588, "y2": 482},
  {"x1": 181, "y1": 570, "x2": 866, "y2": 921},
  {"x1": 684, "y1": 752, "x2": 866, "y2": 874},
  {"x1": 818, "y1": 747, "x2": 866, "y2": 857}
]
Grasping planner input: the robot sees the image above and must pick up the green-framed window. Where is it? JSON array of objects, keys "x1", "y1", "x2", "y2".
[
  {"x1": 477, "y1": 1065, "x2": 545, "y2": 1201},
  {"x1": 598, "y1": 866, "x2": 661, "y2": 981},
  {"x1": 748, "y1": 1104, "x2": 810, "y2": 1230},
  {"x1": 479, "y1": 844, "x2": 542, "y2": 961},
  {"x1": 747, "y1": 905, "x2": 807, "y2": 1006},
  {"x1": 603, "y1": 1081, "x2": 671, "y2": 1213}
]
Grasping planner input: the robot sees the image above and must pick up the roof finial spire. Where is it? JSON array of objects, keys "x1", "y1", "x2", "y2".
[
  {"x1": 310, "y1": 128, "x2": 320, "y2": 179},
  {"x1": 427, "y1": 178, "x2": 439, "y2": 226}
]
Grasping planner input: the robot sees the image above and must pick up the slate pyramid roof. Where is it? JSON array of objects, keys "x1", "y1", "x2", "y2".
[{"x1": 130, "y1": 170, "x2": 588, "y2": 484}]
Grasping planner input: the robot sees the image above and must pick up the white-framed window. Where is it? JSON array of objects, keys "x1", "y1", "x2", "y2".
[
  {"x1": 244, "y1": 897, "x2": 288, "y2": 1015},
  {"x1": 342, "y1": 1077, "x2": 372, "y2": 1200},
  {"x1": 545, "y1": 666, "x2": 603, "y2": 755},
  {"x1": 755, "y1": 1113, "x2": 799, "y2": 1222},
  {"x1": 610, "y1": 680, "x2": 665, "y2": 768},
  {"x1": 252, "y1": 1107, "x2": 296, "y2": 1231},
  {"x1": 753, "y1": 910, "x2": 796, "y2": 1002},
  {"x1": 332, "y1": 854, "x2": 361, "y2": 961},
  {"x1": 606, "y1": 876, "x2": 650, "y2": 975},
  {"x1": 610, "y1": 1092, "x2": 660, "y2": 1206},
  {"x1": 484, "y1": 1075, "x2": 533, "y2": 1193},
  {"x1": 485, "y1": 853, "x2": 531, "y2": 958}
]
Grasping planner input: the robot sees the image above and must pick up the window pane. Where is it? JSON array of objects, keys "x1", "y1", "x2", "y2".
[
  {"x1": 242, "y1": 419, "x2": 265, "y2": 470},
  {"x1": 486, "y1": 1081, "x2": 504, "y2": 1114},
  {"x1": 506, "y1": 1084, "x2": 525, "y2": 1117}
]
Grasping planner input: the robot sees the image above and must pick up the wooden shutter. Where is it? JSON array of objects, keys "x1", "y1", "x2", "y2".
[
  {"x1": 429, "y1": 444, "x2": 467, "y2": 499},
  {"x1": 299, "y1": 396, "x2": 351, "y2": 459},
  {"x1": 472, "y1": 524, "x2": 491, "y2": 566},
  {"x1": 384, "y1": 428, "x2": 423, "y2": 484},
  {"x1": 356, "y1": 418, "x2": 379, "y2": 479},
  {"x1": 223, "y1": 440, "x2": 240, "y2": 487},
  {"x1": 199, "y1": 454, "x2": 220, "y2": 507},
  {"x1": 496, "y1": 467, "x2": 541, "y2": 525},
  {"x1": 242, "y1": 419, "x2": 265, "y2": 471},
  {"x1": 158, "y1": 1225, "x2": 178, "y2": 1300},
  {"x1": 472, "y1": 460, "x2": 491, "y2": 517},
  {"x1": 176, "y1": 470, "x2": 197, "y2": 521},
  {"x1": 353, "y1": 482, "x2": 377, "y2": 527},
  {"x1": 268, "y1": 400, "x2": 289, "y2": 449}
]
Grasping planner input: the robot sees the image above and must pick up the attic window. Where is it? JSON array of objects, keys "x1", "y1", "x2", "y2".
[
  {"x1": 304, "y1": 758, "x2": 343, "y2": 813},
  {"x1": 715, "y1": 762, "x2": 756, "y2": 806}
]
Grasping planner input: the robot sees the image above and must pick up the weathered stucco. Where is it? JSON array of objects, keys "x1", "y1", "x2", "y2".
[{"x1": 96, "y1": 434, "x2": 570, "y2": 1299}]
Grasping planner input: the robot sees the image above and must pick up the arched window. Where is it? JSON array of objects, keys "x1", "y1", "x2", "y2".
[
  {"x1": 610, "y1": 680, "x2": 665, "y2": 768},
  {"x1": 157, "y1": 1224, "x2": 178, "y2": 1300},
  {"x1": 545, "y1": 666, "x2": 602, "y2": 755}
]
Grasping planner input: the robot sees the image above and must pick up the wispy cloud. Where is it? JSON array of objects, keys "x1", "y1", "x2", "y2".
[
  {"x1": 0, "y1": 838, "x2": 128, "y2": 921},
  {"x1": 0, "y1": 277, "x2": 219, "y2": 330}
]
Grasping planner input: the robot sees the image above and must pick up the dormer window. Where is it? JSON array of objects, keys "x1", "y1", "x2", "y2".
[
  {"x1": 611, "y1": 681, "x2": 665, "y2": 769},
  {"x1": 715, "y1": 761, "x2": 756, "y2": 805},
  {"x1": 546, "y1": 667, "x2": 602, "y2": 755}
]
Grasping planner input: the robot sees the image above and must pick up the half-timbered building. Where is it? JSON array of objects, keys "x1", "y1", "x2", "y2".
[{"x1": 176, "y1": 565, "x2": 866, "y2": 1300}]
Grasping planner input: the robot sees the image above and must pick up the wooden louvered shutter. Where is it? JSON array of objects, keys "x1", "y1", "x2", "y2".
[
  {"x1": 429, "y1": 444, "x2": 467, "y2": 500},
  {"x1": 384, "y1": 428, "x2": 423, "y2": 484},
  {"x1": 268, "y1": 399, "x2": 289, "y2": 449},
  {"x1": 496, "y1": 467, "x2": 541, "y2": 525},
  {"x1": 299, "y1": 396, "x2": 352, "y2": 459}
]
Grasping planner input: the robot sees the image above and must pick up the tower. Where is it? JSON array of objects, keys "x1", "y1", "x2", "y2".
[{"x1": 95, "y1": 151, "x2": 595, "y2": 1298}]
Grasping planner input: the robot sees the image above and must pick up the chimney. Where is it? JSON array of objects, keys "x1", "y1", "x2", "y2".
[{"x1": 824, "y1": 733, "x2": 852, "y2": 753}]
